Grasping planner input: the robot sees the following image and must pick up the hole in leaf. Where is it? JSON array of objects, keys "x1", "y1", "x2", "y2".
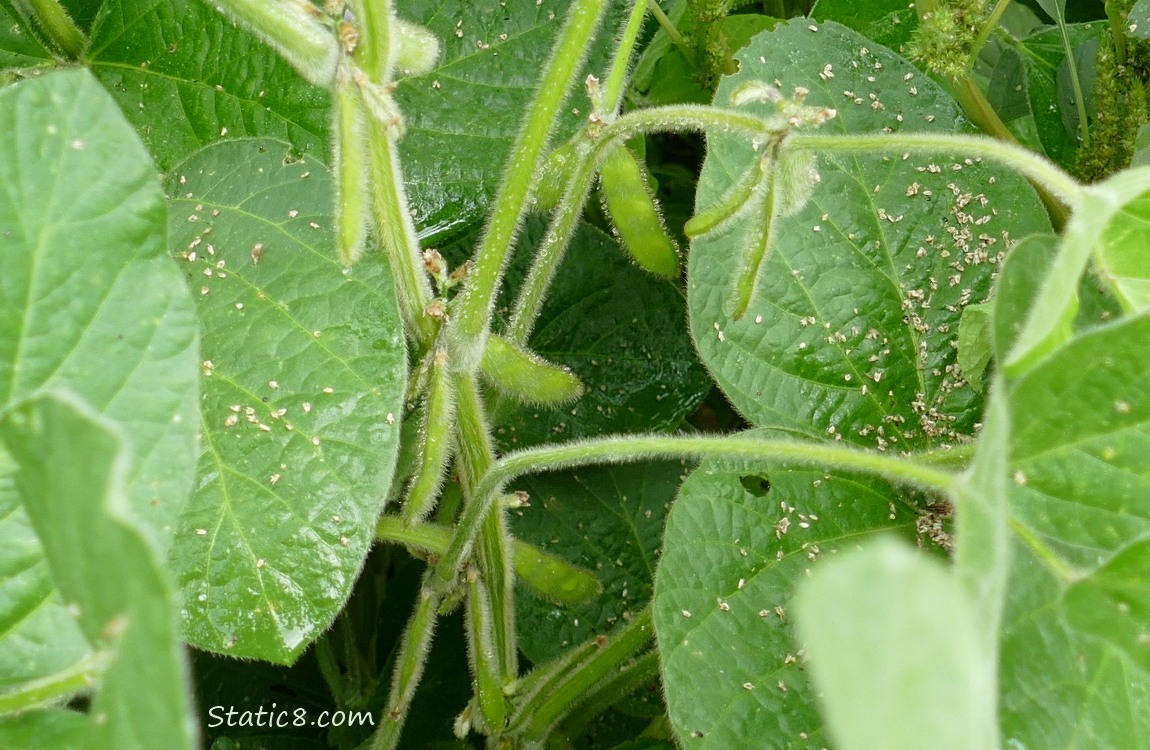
[{"x1": 739, "y1": 474, "x2": 771, "y2": 496}]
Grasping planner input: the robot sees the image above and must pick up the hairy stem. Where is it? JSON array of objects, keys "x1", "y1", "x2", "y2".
[
  {"x1": 436, "y1": 434, "x2": 957, "y2": 586},
  {"x1": 12, "y1": 0, "x2": 85, "y2": 58},
  {"x1": 787, "y1": 131, "x2": 1084, "y2": 209},
  {"x1": 449, "y1": 0, "x2": 609, "y2": 371},
  {"x1": 603, "y1": 0, "x2": 650, "y2": 112},
  {"x1": 453, "y1": 374, "x2": 518, "y2": 681},
  {"x1": 510, "y1": 605, "x2": 655, "y2": 741},
  {"x1": 558, "y1": 649, "x2": 659, "y2": 734}
]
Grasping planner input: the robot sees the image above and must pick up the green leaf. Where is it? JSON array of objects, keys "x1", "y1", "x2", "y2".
[
  {"x1": 653, "y1": 450, "x2": 921, "y2": 748},
  {"x1": 1093, "y1": 186, "x2": 1150, "y2": 312},
  {"x1": 987, "y1": 24, "x2": 1104, "y2": 169},
  {"x1": 793, "y1": 538, "x2": 997, "y2": 750},
  {"x1": 165, "y1": 138, "x2": 406, "y2": 664},
  {"x1": 512, "y1": 461, "x2": 684, "y2": 664},
  {"x1": 999, "y1": 545, "x2": 1150, "y2": 749},
  {"x1": 1006, "y1": 168, "x2": 1150, "y2": 375},
  {"x1": 810, "y1": 0, "x2": 918, "y2": 53},
  {"x1": 490, "y1": 219, "x2": 711, "y2": 449},
  {"x1": 389, "y1": 0, "x2": 621, "y2": 244},
  {"x1": 689, "y1": 20, "x2": 1049, "y2": 446},
  {"x1": 0, "y1": 392, "x2": 196, "y2": 749},
  {"x1": 0, "y1": 69, "x2": 197, "y2": 688},
  {"x1": 1063, "y1": 539, "x2": 1150, "y2": 674},
  {"x1": 0, "y1": 709, "x2": 89, "y2": 749},
  {"x1": 999, "y1": 312, "x2": 1150, "y2": 746},
  {"x1": 0, "y1": 3, "x2": 55, "y2": 68},
  {"x1": 956, "y1": 303, "x2": 993, "y2": 390},
  {"x1": 990, "y1": 233, "x2": 1074, "y2": 373}
]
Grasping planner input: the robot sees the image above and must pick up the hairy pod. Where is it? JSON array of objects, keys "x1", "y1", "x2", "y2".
[
  {"x1": 465, "y1": 573, "x2": 508, "y2": 733},
  {"x1": 213, "y1": 0, "x2": 340, "y2": 87},
  {"x1": 685, "y1": 153, "x2": 767, "y2": 239},
  {"x1": 392, "y1": 18, "x2": 441, "y2": 75},
  {"x1": 401, "y1": 347, "x2": 456, "y2": 525},
  {"x1": 479, "y1": 334, "x2": 583, "y2": 405},
  {"x1": 333, "y1": 74, "x2": 371, "y2": 265},
  {"x1": 599, "y1": 145, "x2": 681, "y2": 278}
]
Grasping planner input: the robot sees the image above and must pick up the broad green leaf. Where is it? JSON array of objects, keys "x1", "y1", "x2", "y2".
[
  {"x1": 165, "y1": 138, "x2": 406, "y2": 664},
  {"x1": 85, "y1": 0, "x2": 330, "y2": 171},
  {"x1": 1010, "y1": 313, "x2": 1150, "y2": 566},
  {"x1": 1063, "y1": 540, "x2": 1150, "y2": 674},
  {"x1": 793, "y1": 538, "x2": 997, "y2": 750},
  {"x1": 0, "y1": 392, "x2": 196, "y2": 749},
  {"x1": 0, "y1": 69, "x2": 197, "y2": 686},
  {"x1": 999, "y1": 313, "x2": 1150, "y2": 746},
  {"x1": 0, "y1": 709, "x2": 89, "y2": 749},
  {"x1": 1094, "y1": 187, "x2": 1150, "y2": 312},
  {"x1": 689, "y1": 20, "x2": 1049, "y2": 445},
  {"x1": 490, "y1": 219, "x2": 711, "y2": 449},
  {"x1": 1004, "y1": 168, "x2": 1150, "y2": 376},
  {"x1": 653, "y1": 450, "x2": 921, "y2": 748},
  {"x1": 956, "y1": 303, "x2": 992, "y2": 390},
  {"x1": 512, "y1": 461, "x2": 685, "y2": 664},
  {"x1": 380, "y1": 0, "x2": 622, "y2": 244},
  {"x1": 1000, "y1": 544, "x2": 1150, "y2": 749},
  {"x1": 810, "y1": 0, "x2": 918, "y2": 53},
  {"x1": 1132, "y1": 0, "x2": 1150, "y2": 40}
]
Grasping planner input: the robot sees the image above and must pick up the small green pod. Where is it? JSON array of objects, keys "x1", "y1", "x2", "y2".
[
  {"x1": 393, "y1": 18, "x2": 442, "y2": 76},
  {"x1": 599, "y1": 146, "x2": 681, "y2": 278},
  {"x1": 333, "y1": 77, "x2": 371, "y2": 266},
  {"x1": 479, "y1": 334, "x2": 583, "y2": 405},
  {"x1": 685, "y1": 155, "x2": 766, "y2": 239}
]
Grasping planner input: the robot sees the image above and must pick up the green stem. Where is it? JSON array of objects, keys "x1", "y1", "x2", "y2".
[
  {"x1": 453, "y1": 374, "x2": 518, "y2": 681},
  {"x1": 511, "y1": 605, "x2": 655, "y2": 741},
  {"x1": 646, "y1": 0, "x2": 686, "y2": 48},
  {"x1": 558, "y1": 649, "x2": 659, "y2": 734},
  {"x1": 0, "y1": 650, "x2": 110, "y2": 714},
  {"x1": 401, "y1": 346, "x2": 456, "y2": 524},
  {"x1": 967, "y1": 0, "x2": 1012, "y2": 67},
  {"x1": 11, "y1": 0, "x2": 85, "y2": 59},
  {"x1": 603, "y1": 0, "x2": 651, "y2": 112},
  {"x1": 787, "y1": 131, "x2": 1084, "y2": 210},
  {"x1": 349, "y1": 0, "x2": 393, "y2": 82},
  {"x1": 465, "y1": 573, "x2": 508, "y2": 732},
  {"x1": 912, "y1": 441, "x2": 976, "y2": 468},
  {"x1": 367, "y1": 574, "x2": 441, "y2": 750},
  {"x1": 506, "y1": 147, "x2": 598, "y2": 345},
  {"x1": 435, "y1": 434, "x2": 957, "y2": 585},
  {"x1": 449, "y1": 0, "x2": 609, "y2": 371}
]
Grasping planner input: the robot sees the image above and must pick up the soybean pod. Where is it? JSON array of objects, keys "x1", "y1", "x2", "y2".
[
  {"x1": 598, "y1": 144, "x2": 681, "y2": 279},
  {"x1": 334, "y1": 71, "x2": 371, "y2": 266}
]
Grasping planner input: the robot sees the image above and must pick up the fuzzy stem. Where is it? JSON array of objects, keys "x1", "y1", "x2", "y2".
[
  {"x1": 558, "y1": 649, "x2": 659, "y2": 734},
  {"x1": 367, "y1": 573, "x2": 441, "y2": 750},
  {"x1": 506, "y1": 148, "x2": 598, "y2": 345},
  {"x1": 0, "y1": 650, "x2": 110, "y2": 713},
  {"x1": 377, "y1": 516, "x2": 601, "y2": 604},
  {"x1": 448, "y1": 0, "x2": 608, "y2": 371},
  {"x1": 511, "y1": 605, "x2": 655, "y2": 741},
  {"x1": 349, "y1": 0, "x2": 393, "y2": 83},
  {"x1": 602, "y1": 0, "x2": 650, "y2": 112},
  {"x1": 465, "y1": 573, "x2": 508, "y2": 732},
  {"x1": 435, "y1": 434, "x2": 956, "y2": 586},
  {"x1": 786, "y1": 131, "x2": 1084, "y2": 209},
  {"x1": 453, "y1": 374, "x2": 518, "y2": 681},
  {"x1": 401, "y1": 346, "x2": 456, "y2": 524},
  {"x1": 645, "y1": 0, "x2": 686, "y2": 47},
  {"x1": 968, "y1": 0, "x2": 1012, "y2": 68}
]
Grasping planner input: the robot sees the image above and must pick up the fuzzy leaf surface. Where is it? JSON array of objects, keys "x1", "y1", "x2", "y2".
[{"x1": 166, "y1": 139, "x2": 405, "y2": 663}]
